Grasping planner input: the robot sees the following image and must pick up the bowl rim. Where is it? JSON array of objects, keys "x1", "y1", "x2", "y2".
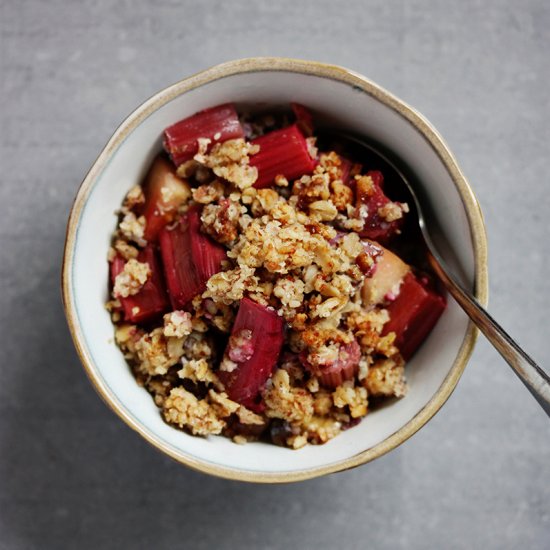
[{"x1": 62, "y1": 56, "x2": 489, "y2": 483}]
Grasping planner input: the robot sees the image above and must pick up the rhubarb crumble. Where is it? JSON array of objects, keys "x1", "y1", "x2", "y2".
[{"x1": 107, "y1": 103, "x2": 446, "y2": 449}]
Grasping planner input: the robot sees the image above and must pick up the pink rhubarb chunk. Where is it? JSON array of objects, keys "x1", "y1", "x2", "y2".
[
  {"x1": 250, "y1": 124, "x2": 316, "y2": 188},
  {"x1": 291, "y1": 102, "x2": 314, "y2": 136},
  {"x1": 358, "y1": 170, "x2": 404, "y2": 243},
  {"x1": 300, "y1": 340, "x2": 361, "y2": 388},
  {"x1": 163, "y1": 103, "x2": 244, "y2": 166},
  {"x1": 159, "y1": 206, "x2": 226, "y2": 309},
  {"x1": 110, "y1": 245, "x2": 170, "y2": 324},
  {"x1": 218, "y1": 297, "x2": 285, "y2": 407},
  {"x1": 382, "y1": 273, "x2": 446, "y2": 360}
]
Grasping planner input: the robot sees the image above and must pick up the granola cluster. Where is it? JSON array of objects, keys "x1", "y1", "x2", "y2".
[{"x1": 107, "y1": 108, "x2": 413, "y2": 449}]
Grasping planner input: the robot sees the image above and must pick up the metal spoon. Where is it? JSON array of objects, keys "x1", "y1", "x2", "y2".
[{"x1": 324, "y1": 131, "x2": 550, "y2": 417}]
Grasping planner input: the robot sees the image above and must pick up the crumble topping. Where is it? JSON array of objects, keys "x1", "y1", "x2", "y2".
[
  {"x1": 123, "y1": 185, "x2": 145, "y2": 211},
  {"x1": 118, "y1": 211, "x2": 147, "y2": 247},
  {"x1": 163, "y1": 311, "x2": 193, "y2": 338},
  {"x1": 263, "y1": 369, "x2": 315, "y2": 423},
  {"x1": 201, "y1": 198, "x2": 244, "y2": 244},
  {"x1": 106, "y1": 103, "x2": 438, "y2": 449},
  {"x1": 203, "y1": 265, "x2": 261, "y2": 305},
  {"x1": 363, "y1": 356, "x2": 407, "y2": 397},
  {"x1": 134, "y1": 328, "x2": 184, "y2": 376},
  {"x1": 113, "y1": 259, "x2": 150, "y2": 298},
  {"x1": 332, "y1": 382, "x2": 368, "y2": 418},
  {"x1": 113, "y1": 239, "x2": 139, "y2": 260},
  {"x1": 194, "y1": 138, "x2": 259, "y2": 189},
  {"x1": 163, "y1": 387, "x2": 226, "y2": 436},
  {"x1": 178, "y1": 358, "x2": 220, "y2": 387},
  {"x1": 378, "y1": 202, "x2": 406, "y2": 223}
]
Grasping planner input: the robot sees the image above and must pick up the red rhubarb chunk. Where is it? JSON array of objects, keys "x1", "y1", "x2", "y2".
[
  {"x1": 163, "y1": 103, "x2": 244, "y2": 166},
  {"x1": 291, "y1": 103, "x2": 314, "y2": 136},
  {"x1": 159, "y1": 206, "x2": 226, "y2": 309},
  {"x1": 358, "y1": 170, "x2": 403, "y2": 243},
  {"x1": 142, "y1": 155, "x2": 191, "y2": 242},
  {"x1": 250, "y1": 124, "x2": 316, "y2": 188},
  {"x1": 300, "y1": 340, "x2": 361, "y2": 389},
  {"x1": 367, "y1": 169, "x2": 384, "y2": 190},
  {"x1": 338, "y1": 155, "x2": 354, "y2": 185},
  {"x1": 382, "y1": 273, "x2": 446, "y2": 360},
  {"x1": 218, "y1": 298, "x2": 284, "y2": 407},
  {"x1": 110, "y1": 246, "x2": 170, "y2": 324}
]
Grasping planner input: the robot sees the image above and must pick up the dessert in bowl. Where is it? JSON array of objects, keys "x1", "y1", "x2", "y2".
[{"x1": 62, "y1": 58, "x2": 488, "y2": 482}]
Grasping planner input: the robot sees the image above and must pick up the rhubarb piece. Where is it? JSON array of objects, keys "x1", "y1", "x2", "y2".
[
  {"x1": 357, "y1": 170, "x2": 405, "y2": 243},
  {"x1": 367, "y1": 169, "x2": 384, "y2": 190},
  {"x1": 159, "y1": 206, "x2": 227, "y2": 309},
  {"x1": 291, "y1": 103, "x2": 314, "y2": 136},
  {"x1": 110, "y1": 246, "x2": 169, "y2": 324},
  {"x1": 338, "y1": 155, "x2": 354, "y2": 185},
  {"x1": 163, "y1": 104, "x2": 244, "y2": 166},
  {"x1": 301, "y1": 340, "x2": 361, "y2": 388},
  {"x1": 142, "y1": 155, "x2": 191, "y2": 242},
  {"x1": 361, "y1": 242, "x2": 410, "y2": 305},
  {"x1": 382, "y1": 273, "x2": 446, "y2": 360},
  {"x1": 218, "y1": 298, "x2": 284, "y2": 407},
  {"x1": 110, "y1": 254, "x2": 126, "y2": 285},
  {"x1": 250, "y1": 124, "x2": 316, "y2": 188}
]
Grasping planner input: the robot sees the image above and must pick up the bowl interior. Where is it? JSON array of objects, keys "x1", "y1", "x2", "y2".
[{"x1": 67, "y1": 66, "x2": 481, "y2": 480}]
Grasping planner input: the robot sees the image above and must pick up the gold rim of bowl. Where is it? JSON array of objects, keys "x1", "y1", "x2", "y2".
[{"x1": 62, "y1": 57, "x2": 489, "y2": 483}]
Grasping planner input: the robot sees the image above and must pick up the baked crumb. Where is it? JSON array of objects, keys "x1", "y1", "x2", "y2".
[
  {"x1": 194, "y1": 138, "x2": 259, "y2": 189},
  {"x1": 135, "y1": 328, "x2": 184, "y2": 376},
  {"x1": 123, "y1": 185, "x2": 145, "y2": 211},
  {"x1": 119, "y1": 212, "x2": 147, "y2": 246},
  {"x1": 263, "y1": 369, "x2": 314, "y2": 423},
  {"x1": 113, "y1": 239, "x2": 139, "y2": 260},
  {"x1": 201, "y1": 198, "x2": 244, "y2": 244},
  {"x1": 333, "y1": 382, "x2": 368, "y2": 418},
  {"x1": 378, "y1": 202, "x2": 404, "y2": 222},
  {"x1": 113, "y1": 259, "x2": 150, "y2": 298},
  {"x1": 178, "y1": 358, "x2": 220, "y2": 387},
  {"x1": 203, "y1": 265, "x2": 259, "y2": 305},
  {"x1": 364, "y1": 357, "x2": 407, "y2": 397},
  {"x1": 163, "y1": 387, "x2": 225, "y2": 436},
  {"x1": 163, "y1": 311, "x2": 193, "y2": 338}
]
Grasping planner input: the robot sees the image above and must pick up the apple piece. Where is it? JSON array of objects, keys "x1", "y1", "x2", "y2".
[
  {"x1": 142, "y1": 155, "x2": 191, "y2": 242},
  {"x1": 361, "y1": 241, "x2": 410, "y2": 306}
]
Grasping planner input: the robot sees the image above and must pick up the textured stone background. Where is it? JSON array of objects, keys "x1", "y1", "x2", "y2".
[{"x1": 1, "y1": 1, "x2": 549, "y2": 548}]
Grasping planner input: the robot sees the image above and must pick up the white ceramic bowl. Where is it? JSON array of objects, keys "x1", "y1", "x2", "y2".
[{"x1": 62, "y1": 58, "x2": 488, "y2": 482}]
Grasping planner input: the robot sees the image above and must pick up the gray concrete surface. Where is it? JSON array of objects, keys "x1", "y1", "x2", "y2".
[{"x1": 1, "y1": 1, "x2": 549, "y2": 549}]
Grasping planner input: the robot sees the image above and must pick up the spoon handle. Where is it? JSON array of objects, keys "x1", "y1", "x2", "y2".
[{"x1": 428, "y1": 253, "x2": 550, "y2": 417}]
